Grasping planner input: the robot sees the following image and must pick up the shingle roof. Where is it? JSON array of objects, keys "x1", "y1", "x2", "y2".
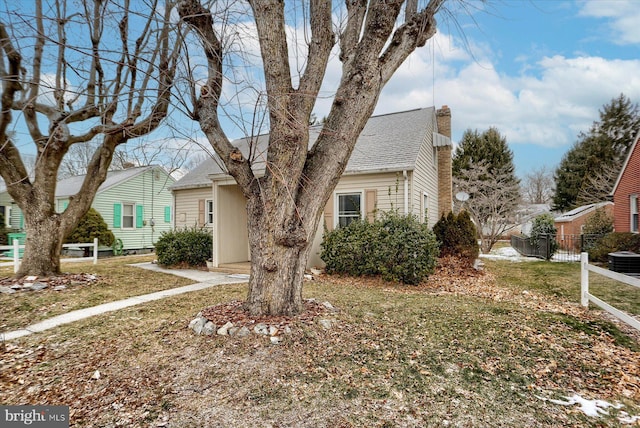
[
  {"x1": 170, "y1": 107, "x2": 440, "y2": 191},
  {"x1": 55, "y1": 165, "x2": 171, "y2": 197},
  {"x1": 554, "y1": 201, "x2": 613, "y2": 222}
]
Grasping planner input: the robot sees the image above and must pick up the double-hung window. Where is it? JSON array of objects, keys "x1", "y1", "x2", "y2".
[
  {"x1": 631, "y1": 194, "x2": 639, "y2": 233},
  {"x1": 337, "y1": 193, "x2": 362, "y2": 228},
  {"x1": 122, "y1": 203, "x2": 135, "y2": 228},
  {"x1": 206, "y1": 200, "x2": 214, "y2": 225}
]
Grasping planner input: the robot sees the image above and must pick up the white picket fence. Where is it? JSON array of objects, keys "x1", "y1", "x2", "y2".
[
  {"x1": 0, "y1": 238, "x2": 98, "y2": 273},
  {"x1": 580, "y1": 252, "x2": 640, "y2": 331}
]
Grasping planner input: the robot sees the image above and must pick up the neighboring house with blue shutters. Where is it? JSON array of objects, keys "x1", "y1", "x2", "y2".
[{"x1": 0, "y1": 165, "x2": 175, "y2": 254}]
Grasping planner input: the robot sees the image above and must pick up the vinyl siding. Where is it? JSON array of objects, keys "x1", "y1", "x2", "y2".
[
  {"x1": 332, "y1": 172, "x2": 408, "y2": 223},
  {"x1": 412, "y1": 130, "x2": 440, "y2": 227},
  {"x1": 173, "y1": 187, "x2": 214, "y2": 229},
  {"x1": 95, "y1": 167, "x2": 175, "y2": 250}
]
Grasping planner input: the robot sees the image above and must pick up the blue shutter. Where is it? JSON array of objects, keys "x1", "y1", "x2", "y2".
[
  {"x1": 62, "y1": 200, "x2": 69, "y2": 211},
  {"x1": 164, "y1": 206, "x2": 171, "y2": 223},
  {"x1": 113, "y1": 204, "x2": 122, "y2": 228},
  {"x1": 136, "y1": 205, "x2": 144, "y2": 228}
]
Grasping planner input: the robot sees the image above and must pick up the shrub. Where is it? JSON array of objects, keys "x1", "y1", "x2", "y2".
[
  {"x1": 155, "y1": 227, "x2": 213, "y2": 267},
  {"x1": 65, "y1": 208, "x2": 115, "y2": 255},
  {"x1": 588, "y1": 232, "x2": 640, "y2": 263},
  {"x1": 321, "y1": 211, "x2": 439, "y2": 285},
  {"x1": 0, "y1": 212, "x2": 6, "y2": 245},
  {"x1": 529, "y1": 213, "x2": 558, "y2": 260},
  {"x1": 583, "y1": 207, "x2": 614, "y2": 235},
  {"x1": 433, "y1": 211, "x2": 479, "y2": 264}
]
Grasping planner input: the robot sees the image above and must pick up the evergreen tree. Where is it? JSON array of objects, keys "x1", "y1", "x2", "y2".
[
  {"x1": 65, "y1": 208, "x2": 115, "y2": 256},
  {"x1": 553, "y1": 94, "x2": 640, "y2": 211},
  {"x1": 453, "y1": 127, "x2": 517, "y2": 179},
  {"x1": 452, "y1": 127, "x2": 520, "y2": 253}
]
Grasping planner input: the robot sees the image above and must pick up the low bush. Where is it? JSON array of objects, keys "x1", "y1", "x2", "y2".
[
  {"x1": 155, "y1": 227, "x2": 213, "y2": 267},
  {"x1": 433, "y1": 211, "x2": 479, "y2": 265},
  {"x1": 321, "y1": 211, "x2": 439, "y2": 285},
  {"x1": 588, "y1": 232, "x2": 640, "y2": 263},
  {"x1": 583, "y1": 207, "x2": 614, "y2": 235},
  {"x1": 65, "y1": 208, "x2": 115, "y2": 256},
  {"x1": 529, "y1": 213, "x2": 558, "y2": 260}
]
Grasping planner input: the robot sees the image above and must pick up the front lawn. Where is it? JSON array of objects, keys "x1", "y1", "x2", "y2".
[{"x1": 1, "y1": 256, "x2": 638, "y2": 427}]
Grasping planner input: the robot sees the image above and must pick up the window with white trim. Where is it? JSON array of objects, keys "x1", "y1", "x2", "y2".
[
  {"x1": 206, "y1": 200, "x2": 214, "y2": 224},
  {"x1": 337, "y1": 193, "x2": 362, "y2": 228},
  {"x1": 631, "y1": 194, "x2": 638, "y2": 233},
  {"x1": 422, "y1": 192, "x2": 429, "y2": 223},
  {"x1": 122, "y1": 203, "x2": 135, "y2": 229}
]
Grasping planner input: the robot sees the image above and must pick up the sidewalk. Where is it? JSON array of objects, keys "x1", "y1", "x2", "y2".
[{"x1": 1, "y1": 263, "x2": 249, "y2": 341}]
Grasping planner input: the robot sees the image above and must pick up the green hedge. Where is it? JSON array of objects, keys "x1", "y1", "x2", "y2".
[
  {"x1": 588, "y1": 232, "x2": 640, "y2": 263},
  {"x1": 321, "y1": 211, "x2": 439, "y2": 285},
  {"x1": 155, "y1": 227, "x2": 213, "y2": 267},
  {"x1": 433, "y1": 211, "x2": 479, "y2": 264}
]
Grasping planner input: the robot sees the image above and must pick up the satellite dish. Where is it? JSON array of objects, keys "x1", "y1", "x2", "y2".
[{"x1": 455, "y1": 191, "x2": 469, "y2": 202}]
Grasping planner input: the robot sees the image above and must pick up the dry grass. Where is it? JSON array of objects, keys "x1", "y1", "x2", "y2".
[
  {"x1": 0, "y1": 256, "x2": 639, "y2": 427},
  {"x1": 0, "y1": 255, "x2": 193, "y2": 331}
]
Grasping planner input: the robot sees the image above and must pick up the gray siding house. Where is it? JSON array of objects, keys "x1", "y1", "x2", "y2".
[{"x1": 171, "y1": 106, "x2": 453, "y2": 268}]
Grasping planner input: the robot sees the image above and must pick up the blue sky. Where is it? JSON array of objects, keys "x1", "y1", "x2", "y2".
[
  {"x1": 6, "y1": 0, "x2": 640, "y2": 180},
  {"x1": 343, "y1": 0, "x2": 640, "y2": 178}
]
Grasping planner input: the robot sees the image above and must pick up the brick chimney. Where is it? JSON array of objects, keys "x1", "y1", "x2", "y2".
[{"x1": 436, "y1": 105, "x2": 452, "y2": 217}]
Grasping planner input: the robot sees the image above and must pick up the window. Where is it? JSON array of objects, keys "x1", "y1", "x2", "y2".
[
  {"x1": 206, "y1": 200, "x2": 214, "y2": 224},
  {"x1": 122, "y1": 203, "x2": 135, "y2": 228},
  {"x1": 631, "y1": 195, "x2": 639, "y2": 233},
  {"x1": 337, "y1": 193, "x2": 362, "y2": 227},
  {"x1": 422, "y1": 192, "x2": 429, "y2": 223}
]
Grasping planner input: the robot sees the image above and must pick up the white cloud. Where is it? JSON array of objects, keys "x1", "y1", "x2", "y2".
[{"x1": 579, "y1": 0, "x2": 640, "y2": 44}]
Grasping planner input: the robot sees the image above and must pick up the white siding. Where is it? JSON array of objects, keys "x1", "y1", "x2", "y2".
[
  {"x1": 412, "y1": 134, "x2": 440, "y2": 227},
  {"x1": 173, "y1": 187, "x2": 213, "y2": 230}
]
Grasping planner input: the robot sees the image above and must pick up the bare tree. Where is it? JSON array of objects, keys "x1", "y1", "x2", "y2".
[
  {"x1": 0, "y1": 0, "x2": 182, "y2": 277},
  {"x1": 454, "y1": 162, "x2": 521, "y2": 253},
  {"x1": 576, "y1": 161, "x2": 619, "y2": 206},
  {"x1": 179, "y1": 0, "x2": 453, "y2": 316},
  {"x1": 522, "y1": 166, "x2": 554, "y2": 205}
]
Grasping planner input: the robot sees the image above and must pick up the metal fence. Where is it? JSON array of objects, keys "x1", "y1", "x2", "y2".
[{"x1": 510, "y1": 234, "x2": 606, "y2": 262}]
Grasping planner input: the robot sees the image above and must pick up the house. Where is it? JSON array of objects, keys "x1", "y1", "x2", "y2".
[
  {"x1": 0, "y1": 165, "x2": 175, "y2": 253},
  {"x1": 170, "y1": 106, "x2": 453, "y2": 268},
  {"x1": 554, "y1": 201, "x2": 614, "y2": 250},
  {"x1": 611, "y1": 132, "x2": 640, "y2": 233}
]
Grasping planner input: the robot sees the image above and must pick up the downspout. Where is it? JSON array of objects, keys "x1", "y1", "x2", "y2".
[{"x1": 403, "y1": 170, "x2": 409, "y2": 215}]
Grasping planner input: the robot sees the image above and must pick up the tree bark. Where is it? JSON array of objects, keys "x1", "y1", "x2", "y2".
[
  {"x1": 179, "y1": 0, "x2": 443, "y2": 316},
  {"x1": 0, "y1": 1, "x2": 180, "y2": 278}
]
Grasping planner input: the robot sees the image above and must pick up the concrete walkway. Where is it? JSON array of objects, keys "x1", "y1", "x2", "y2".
[{"x1": 1, "y1": 263, "x2": 249, "y2": 341}]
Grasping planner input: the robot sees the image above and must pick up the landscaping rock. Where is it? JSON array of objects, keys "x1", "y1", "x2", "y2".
[
  {"x1": 216, "y1": 321, "x2": 234, "y2": 336},
  {"x1": 253, "y1": 323, "x2": 269, "y2": 335},
  {"x1": 236, "y1": 326, "x2": 251, "y2": 338},
  {"x1": 318, "y1": 319, "x2": 333, "y2": 330},
  {"x1": 53, "y1": 285, "x2": 67, "y2": 291},
  {"x1": 202, "y1": 321, "x2": 216, "y2": 336},
  {"x1": 270, "y1": 336, "x2": 282, "y2": 345},
  {"x1": 0, "y1": 286, "x2": 16, "y2": 294},
  {"x1": 27, "y1": 282, "x2": 48, "y2": 291},
  {"x1": 322, "y1": 301, "x2": 338, "y2": 312},
  {"x1": 189, "y1": 316, "x2": 207, "y2": 335},
  {"x1": 268, "y1": 326, "x2": 279, "y2": 336},
  {"x1": 227, "y1": 326, "x2": 240, "y2": 337}
]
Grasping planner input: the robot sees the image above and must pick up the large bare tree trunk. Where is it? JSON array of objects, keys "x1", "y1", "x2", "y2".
[{"x1": 180, "y1": 0, "x2": 443, "y2": 316}]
